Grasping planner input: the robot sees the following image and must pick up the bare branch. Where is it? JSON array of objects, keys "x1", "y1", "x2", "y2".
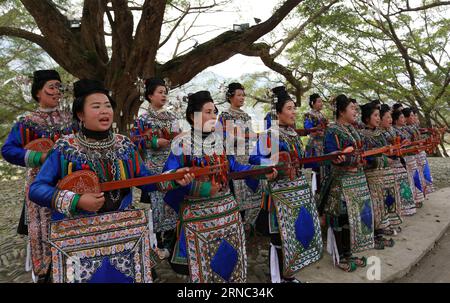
[
  {"x1": 272, "y1": 0, "x2": 339, "y2": 58},
  {"x1": 159, "y1": 0, "x2": 305, "y2": 87},
  {"x1": 246, "y1": 94, "x2": 271, "y2": 106},
  {"x1": 18, "y1": 0, "x2": 105, "y2": 79},
  {"x1": 159, "y1": 8, "x2": 190, "y2": 48},
  {"x1": 387, "y1": 1, "x2": 450, "y2": 16},
  {"x1": 241, "y1": 43, "x2": 310, "y2": 105},
  {"x1": 128, "y1": 0, "x2": 166, "y2": 76},
  {"x1": 171, "y1": 12, "x2": 202, "y2": 58},
  {"x1": 167, "y1": 1, "x2": 231, "y2": 13},
  {"x1": 0, "y1": 27, "x2": 48, "y2": 50}
]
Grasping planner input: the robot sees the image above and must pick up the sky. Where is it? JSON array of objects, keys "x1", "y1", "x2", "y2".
[{"x1": 156, "y1": 0, "x2": 282, "y2": 78}]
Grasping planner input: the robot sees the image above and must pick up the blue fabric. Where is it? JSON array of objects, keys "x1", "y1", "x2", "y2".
[
  {"x1": 226, "y1": 155, "x2": 260, "y2": 192},
  {"x1": 385, "y1": 192, "x2": 395, "y2": 208},
  {"x1": 249, "y1": 130, "x2": 293, "y2": 166},
  {"x1": 264, "y1": 113, "x2": 272, "y2": 130},
  {"x1": 216, "y1": 115, "x2": 228, "y2": 142},
  {"x1": 423, "y1": 160, "x2": 432, "y2": 183},
  {"x1": 178, "y1": 227, "x2": 187, "y2": 258},
  {"x1": 248, "y1": 132, "x2": 277, "y2": 166},
  {"x1": 304, "y1": 118, "x2": 314, "y2": 129},
  {"x1": 294, "y1": 207, "x2": 315, "y2": 250},
  {"x1": 413, "y1": 170, "x2": 423, "y2": 192},
  {"x1": 88, "y1": 257, "x2": 134, "y2": 283},
  {"x1": 360, "y1": 201, "x2": 373, "y2": 230},
  {"x1": 1, "y1": 122, "x2": 27, "y2": 167},
  {"x1": 271, "y1": 208, "x2": 279, "y2": 230},
  {"x1": 210, "y1": 239, "x2": 238, "y2": 281},
  {"x1": 324, "y1": 127, "x2": 358, "y2": 166},
  {"x1": 29, "y1": 150, "x2": 62, "y2": 209},
  {"x1": 324, "y1": 131, "x2": 339, "y2": 154}
]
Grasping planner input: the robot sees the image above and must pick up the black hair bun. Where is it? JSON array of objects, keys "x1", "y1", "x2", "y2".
[
  {"x1": 188, "y1": 90, "x2": 213, "y2": 104},
  {"x1": 272, "y1": 86, "x2": 291, "y2": 103},
  {"x1": 73, "y1": 79, "x2": 109, "y2": 99}
]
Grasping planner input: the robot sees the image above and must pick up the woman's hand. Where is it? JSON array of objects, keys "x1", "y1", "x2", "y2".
[
  {"x1": 174, "y1": 167, "x2": 195, "y2": 186},
  {"x1": 77, "y1": 192, "x2": 105, "y2": 212},
  {"x1": 332, "y1": 153, "x2": 346, "y2": 164},
  {"x1": 265, "y1": 168, "x2": 278, "y2": 181},
  {"x1": 331, "y1": 147, "x2": 353, "y2": 164},
  {"x1": 157, "y1": 138, "x2": 170, "y2": 148},
  {"x1": 39, "y1": 152, "x2": 48, "y2": 164}
]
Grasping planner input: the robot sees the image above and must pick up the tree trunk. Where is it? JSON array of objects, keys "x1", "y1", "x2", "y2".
[{"x1": 3, "y1": 0, "x2": 304, "y2": 131}]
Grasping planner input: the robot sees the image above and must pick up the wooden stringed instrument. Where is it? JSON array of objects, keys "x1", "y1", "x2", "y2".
[
  {"x1": 24, "y1": 138, "x2": 54, "y2": 153},
  {"x1": 229, "y1": 147, "x2": 354, "y2": 180},
  {"x1": 57, "y1": 159, "x2": 228, "y2": 194}
]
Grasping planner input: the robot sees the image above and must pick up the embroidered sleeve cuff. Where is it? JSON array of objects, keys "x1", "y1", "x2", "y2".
[
  {"x1": 189, "y1": 180, "x2": 212, "y2": 197},
  {"x1": 51, "y1": 190, "x2": 79, "y2": 217},
  {"x1": 157, "y1": 169, "x2": 179, "y2": 192},
  {"x1": 25, "y1": 150, "x2": 43, "y2": 168}
]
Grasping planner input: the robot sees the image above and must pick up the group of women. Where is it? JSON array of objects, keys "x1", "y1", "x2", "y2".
[{"x1": 1, "y1": 69, "x2": 436, "y2": 283}]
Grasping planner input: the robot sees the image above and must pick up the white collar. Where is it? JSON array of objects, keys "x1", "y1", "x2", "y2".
[{"x1": 37, "y1": 106, "x2": 58, "y2": 113}]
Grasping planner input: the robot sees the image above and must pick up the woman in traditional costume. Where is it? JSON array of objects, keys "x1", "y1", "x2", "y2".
[
  {"x1": 163, "y1": 90, "x2": 276, "y2": 283},
  {"x1": 403, "y1": 108, "x2": 428, "y2": 200},
  {"x1": 359, "y1": 103, "x2": 400, "y2": 249},
  {"x1": 1, "y1": 70, "x2": 76, "y2": 283},
  {"x1": 412, "y1": 107, "x2": 435, "y2": 194},
  {"x1": 217, "y1": 82, "x2": 263, "y2": 228},
  {"x1": 318, "y1": 94, "x2": 373, "y2": 272},
  {"x1": 131, "y1": 78, "x2": 180, "y2": 259},
  {"x1": 407, "y1": 107, "x2": 435, "y2": 195},
  {"x1": 379, "y1": 105, "x2": 416, "y2": 217},
  {"x1": 28, "y1": 79, "x2": 193, "y2": 283},
  {"x1": 393, "y1": 110, "x2": 425, "y2": 208},
  {"x1": 249, "y1": 86, "x2": 323, "y2": 283},
  {"x1": 303, "y1": 93, "x2": 328, "y2": 194}
]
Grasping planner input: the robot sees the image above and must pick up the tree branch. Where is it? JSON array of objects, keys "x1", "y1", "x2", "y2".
[
  {"x1": 158, "y1": 7, "x2": 190, "y2": 48},
  {"x1": 241, "y1": 43, "x2": 310, "y2": 105},
  {"x1": 159, "y1": 0, "x2": 304, "y2": 87},
  {"x1": 387, "y1": 1, "x2": 450, "y2": 16},
  {"x1": 247, "y1": 94, "x2": 271, "y2": 106},
  {"x1": 128, "y1": 0, "x2": 166, "y2": 76},
  {"x1": 272, "y1": 0, "x2": 339, "y2": 58},
  {"x1": 106, "y1": 0, "x2": 134, "y2": 84},
  {"x1": 0, "y1": 27, "x2": 49, "y2": 50},
  {"x1": 80, "y1": 0, "x2": 109, "y2": 64},
  {"x1": 19, "y1": 0, "x2": 105, "y2": 79}
]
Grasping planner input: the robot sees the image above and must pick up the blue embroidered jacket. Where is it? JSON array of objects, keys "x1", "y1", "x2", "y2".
[
  {"x1": 28, "y1": 134, "x2": 174, "y2": 221},
  {"x1": 163, "y1": 131, "x2": 259, "y2": 213},
  {"x1": 1, "y1": 109, "x2": 76, "y2": 168},
  {"x1": 324, "y1": 123, "x2": 364, "y2": 167},
  {"x1": 303, "y1": 110, "x2": 327, "y2": 168},
  {"x1": 249, "y1": 126, "x2": 304, "y2": 167}
]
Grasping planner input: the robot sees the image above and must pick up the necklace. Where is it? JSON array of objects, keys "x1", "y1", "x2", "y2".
[
  {"x1": 76, "y1": 131, "x2": 116, "y2": 150},
  {"x1": 76, "y1": 131, "x2": 121, "y2": 204}
]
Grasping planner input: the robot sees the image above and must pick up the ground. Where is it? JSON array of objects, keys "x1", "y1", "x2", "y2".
[
  {"x1": 0, "y1": 157, "x2": 449, "y2": 283},
  {"x1": 395, "y1": 230, "x2": 450, "y2": 283}
]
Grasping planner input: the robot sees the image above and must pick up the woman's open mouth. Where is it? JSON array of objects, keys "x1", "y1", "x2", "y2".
[{"x1": 99, "y1": 117, "x2": 110, "y2": 124}]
